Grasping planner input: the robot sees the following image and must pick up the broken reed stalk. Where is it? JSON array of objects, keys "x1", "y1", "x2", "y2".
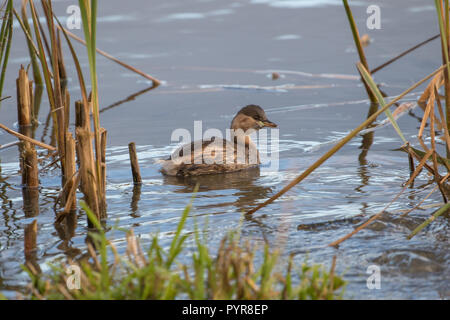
[
  {"x1": 17, "y1": 66, "x2": 40, "y2": 252},
  {"x1": 17, "y1": 66, "x2": 39, "y2": 188},
  {"x1": 78, "y1": 0, "x2": 105, "y2": 223},
  {"x1": 75, "y1": 99, "x2": 101, "y2": 224},
  {"x1": 76, "y1": 126, "x2": 100, "y2": 224},
  {"x1": 246, "y1": 64, "x2": 447, "y2": 215},
  {"x1": 17, "y1": 66, "x2": 32, "y2": 129},
  {"x1": 76, "y1": 99, "x2": 107, "y2": 218},
  {"x1": 0, "y1": 122, "x2": 55, "y2": 151},
  {"x1": 13, "y1": 1, "x2": 109, "y2": 226},
  {"x1": 63, "y1": 132, "x2": 77, "y2": 211},
  {"x1": 128, "y1": 142, "x2": 142, "y2": 185}
]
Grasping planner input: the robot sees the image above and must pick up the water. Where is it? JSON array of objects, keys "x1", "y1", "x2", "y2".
[{"x1": 0, "y1": 0, "x2": 449, "y2": 299}]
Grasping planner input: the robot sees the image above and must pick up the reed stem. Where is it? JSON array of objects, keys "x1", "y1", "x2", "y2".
[
  {"x1": 128, "y1": 142, "x2": 142, "y2": 185},
  {"x1": 342, "y1": 0, "x2": 376, "y2": 103},
  {"x1": 63, "y1": 132, "x2": 77, "y2": 211}
]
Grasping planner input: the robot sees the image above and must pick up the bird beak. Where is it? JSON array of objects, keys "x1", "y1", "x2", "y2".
[{"x1": 260, "y1": 120, "x2": 277, "y2": 128}]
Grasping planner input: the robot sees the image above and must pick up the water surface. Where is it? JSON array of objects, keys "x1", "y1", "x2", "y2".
[{"x1": 0, "y1": 0, "x2": 448, "y2": 299}]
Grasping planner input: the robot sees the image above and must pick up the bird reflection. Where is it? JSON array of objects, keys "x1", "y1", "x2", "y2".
[
  {"x1": 162, "y1": 167, "x2": 273, "y2": 213},
  {"x1": 161, "y1": 167, "x2": 274, "y2": 240}
]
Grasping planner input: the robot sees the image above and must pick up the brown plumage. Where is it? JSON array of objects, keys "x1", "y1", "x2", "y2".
[{"x1": 160, "y1": 105, "x2": 277, "y2": 177}]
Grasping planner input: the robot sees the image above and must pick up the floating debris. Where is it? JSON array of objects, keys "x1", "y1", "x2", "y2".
[
  {"x1": 360, "y1": 34, "x2": 371, "y2": 47},
  {"x1": 198, "y1": 83, "x2": 296, "y2": 93}
]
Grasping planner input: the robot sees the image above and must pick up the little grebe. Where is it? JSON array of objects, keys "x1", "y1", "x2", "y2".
[{"x1": 160, "y1": 105, "x2": 277, "y2": 176}]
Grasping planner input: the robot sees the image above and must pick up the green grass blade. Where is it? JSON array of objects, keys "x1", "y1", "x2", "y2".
[
  {"x1": 357, "y1": 62, "x2": 407, "y2": 143},
  {"x1": 29, "y1": 1, "x2": 56, "y2": 113},
  {"x1": 407, "y1": 201, "x2": 450, "y2": 239},
  {"x1": 435, "y1": 0, "x2": 450, "y2": 78},
  {"x1": 0, "y1": 0, "x2": 13, "y2": 98},
  {"x1": 342, "y1": 0, "x2": 370, "y2": 71},
  {"x1": 80, "y1": 200, "x2": 110, "y2": 292},
  {"x1": 166, "y1": 184, "x2": 198, "y2": 268},
  {"x1": 52, "y1": 13, "x2": 89, "y2": 108}
]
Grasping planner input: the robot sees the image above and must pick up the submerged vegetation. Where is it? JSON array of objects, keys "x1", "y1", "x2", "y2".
[{"x1": 22, "y1": 200, "x2": 345, "y2": 300}]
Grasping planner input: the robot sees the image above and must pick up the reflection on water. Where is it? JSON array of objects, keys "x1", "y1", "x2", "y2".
[
  {"x1": 130, "y1": 184, "x2": 142, "y2": 217},
  {"x1": 163, "y1": 167, "x2": 274, "y2": 212},
  {"x1": 100, "y1": 85, "x2": 158, "y2": 114},
  {"x1": 22, "y1": 187, "x2": 39, "y2": 270}
]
